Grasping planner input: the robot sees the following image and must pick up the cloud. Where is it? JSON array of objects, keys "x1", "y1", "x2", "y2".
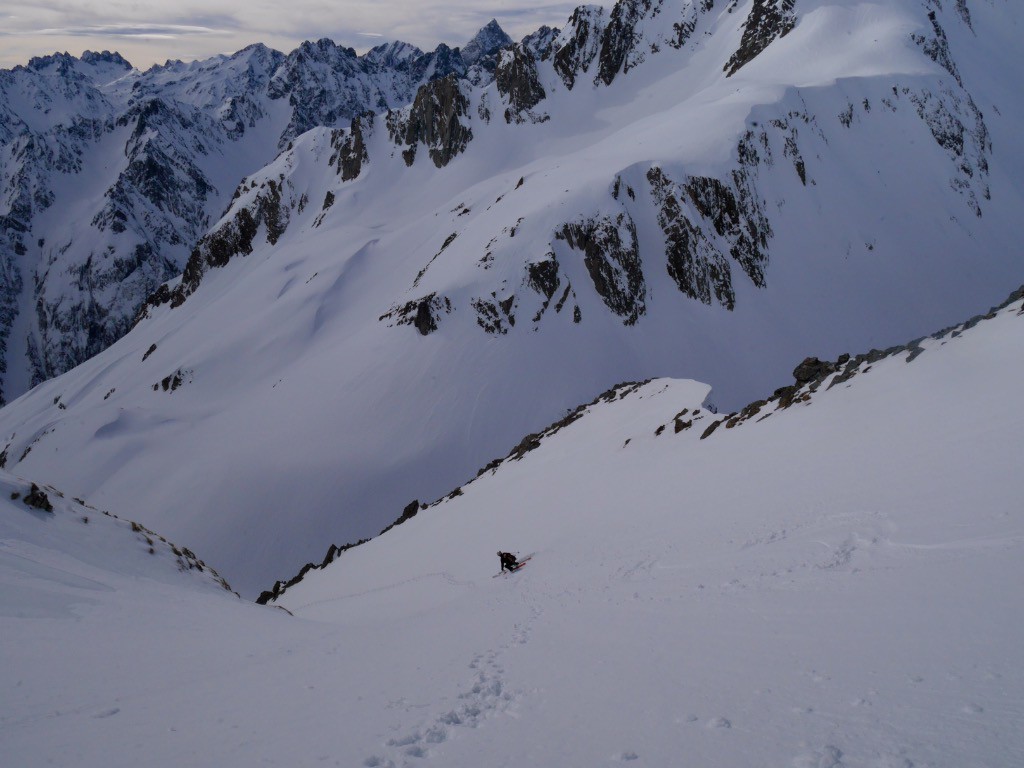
[{"x1": 34, "y1": 24, "x2": 227, "y2": 39}]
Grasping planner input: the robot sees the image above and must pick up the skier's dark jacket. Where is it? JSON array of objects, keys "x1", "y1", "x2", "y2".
[{"x1": 498, "y1": 551, "x2": 518, "y2": 572}]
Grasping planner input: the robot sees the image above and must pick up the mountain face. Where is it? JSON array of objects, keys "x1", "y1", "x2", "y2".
[
  {"x1": 5, "y1": 284, "x2": 1021, "y2": 767},
  {"x1": 0, "y1": 23, "x2": 520, "y2": 405},
  {"x1": 0, "y1": 0, "x2": 1021, "y2": 597}
]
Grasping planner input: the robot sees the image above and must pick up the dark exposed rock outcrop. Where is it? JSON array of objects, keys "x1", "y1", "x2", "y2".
[
  {"x1": 472, "y1": 294, "x2": 516, "y2": 334},
  {"x1": 596, "y1": 0, "x2": 653, "y2": 86},
  {"x1": 256, "y1": 535, "x2": 370, "y2": 605},
  {"x1": 495, "y1": 47, "x2": 547, "y2": 123},
  {"x1": 904, "y1": 84, "x2": 990, "y2": 216},
  {"x1": 552, "y1": 6, "x2": 608, "y2": 89},
  {"x1": 379, "y1": 293, "x2": 453, "y2": 335},
  {"x1": 647, "y1": 167, "x2": 735, "y2": 308},
  {"x1": 551, "y1": 0, "x2": 719, "y2": 88},
  {"x1": 724, "y1": 0, "x2": 797, "y2": 76},
  {"x1": 141, "y1": 176, "x2": 290, "y2": 314},
  {"x1": 329, "y1": 112, "x2": 374, "y2": 181},
  {"x1": 23, "y1": 482, "x2": 53, "y2": 512},
  {"x1": 646, "y1": 153, "x2": 774, "y2": 308},
  {"x1": 912, "y1": 10, "x2": 962, "y2": 87},
  {"x1": 558, "y1": 214, "x2": 646, "y2": 325},
  {"x1": 527, "y1": 256, "x2": 561, "y2": 302},
  {"x1": 389, "y1": 75, "x2": 474, "y2": 168}
]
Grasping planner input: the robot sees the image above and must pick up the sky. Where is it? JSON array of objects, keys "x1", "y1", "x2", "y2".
[{"x1": 0, "y1": 0, "x2": 593, "y2": 70}]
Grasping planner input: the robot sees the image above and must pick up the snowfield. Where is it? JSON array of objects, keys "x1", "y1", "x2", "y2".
[{"x1": 2, "y1": 289, "x2": 1022, "y2": 767}]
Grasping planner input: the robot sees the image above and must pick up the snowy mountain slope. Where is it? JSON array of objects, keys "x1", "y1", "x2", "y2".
[
  {"x1": 0, "y1": 469, "x2": 232, "y2": 611},
  {"x1": 3, "y1": 287, "x2": 1022, "y2": 768},
  {"x1": 0, "y1": 23, "x2": 522, "y2": 404},
  {"x1": 263, "y1": 283, "x2": 1024, "y2": 601},
  {"x1": 0, "y1": 0, "x2": 1021, "y2": 598}
]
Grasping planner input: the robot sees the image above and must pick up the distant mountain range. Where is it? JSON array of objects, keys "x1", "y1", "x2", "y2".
[{"x1": 0, "y1": 20, "x2": 523, "y2": 403}]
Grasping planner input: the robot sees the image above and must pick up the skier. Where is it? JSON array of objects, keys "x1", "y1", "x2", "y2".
[{"x1": 497, "y1": 551, "x2": 519, "y2": 573}]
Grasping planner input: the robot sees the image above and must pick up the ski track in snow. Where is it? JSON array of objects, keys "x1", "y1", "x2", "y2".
[
  {"x1": 363, "y1": 603, "x2": 542, "y2": 767},
  {"x1": 292, "y1": 571, "x2": 474, "y2": 612}
]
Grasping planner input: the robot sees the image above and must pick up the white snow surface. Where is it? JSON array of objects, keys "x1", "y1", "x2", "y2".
[
  {"x1": 2, "y1": 291, "x2": 1022, "y2": 767},
  {"x1": 0, "y1": 0, "x2": 1022, "y2": 597}
]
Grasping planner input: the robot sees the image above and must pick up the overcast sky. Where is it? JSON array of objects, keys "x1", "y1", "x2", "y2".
[{"x1": 0, "y1": 0, "x2": 596, "y2": 70}]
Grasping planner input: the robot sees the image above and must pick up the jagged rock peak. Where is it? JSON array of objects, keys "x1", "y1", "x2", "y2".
[
  {"x1": 229, "y1": 42, "x2": 285, "y2": 65},
  {"x1": 24, "y1": 51, "x2": 80, "y2": 71},
  {"x1": 294, "y1": 38, "x2": 358, "y2": 60},
  {"x1": 462, "y1": 19, "x2": 514, "y2": 65},
  {"x1": 19, "y1": 50, "x2": 132, "y2": 80},
  {"x1": 363, "y1": 40, "x2": 425, "y2": 68},
  {"x1": 79, "y1": 50, "x2": 133, "y2": 69},
  {"x1": 411, "y1": 42, "x2": 469, "y2": 83},
  {"x1": 521, "y1": 25, "x2": 561, "y2": 59}
]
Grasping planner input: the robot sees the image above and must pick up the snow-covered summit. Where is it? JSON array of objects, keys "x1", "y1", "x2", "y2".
[
  {"x1": 23, "y1": 49, "x2": 134, "y2": 87},
  {"x1": 364, "y1": 40, "x2": 426, "y2": 69},
  {"x1": 461, "y1": 19, "x2": 514, "y2": 65}
]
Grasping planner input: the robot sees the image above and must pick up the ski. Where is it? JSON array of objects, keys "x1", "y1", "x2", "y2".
[{"x1": 493, "y1": 555, "x2": 532, "y2": 577}]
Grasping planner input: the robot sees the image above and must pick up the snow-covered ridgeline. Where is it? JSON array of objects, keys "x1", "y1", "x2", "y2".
[{"x1": 262, "y1": 285, "x2": 1024, "y2": 602}]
